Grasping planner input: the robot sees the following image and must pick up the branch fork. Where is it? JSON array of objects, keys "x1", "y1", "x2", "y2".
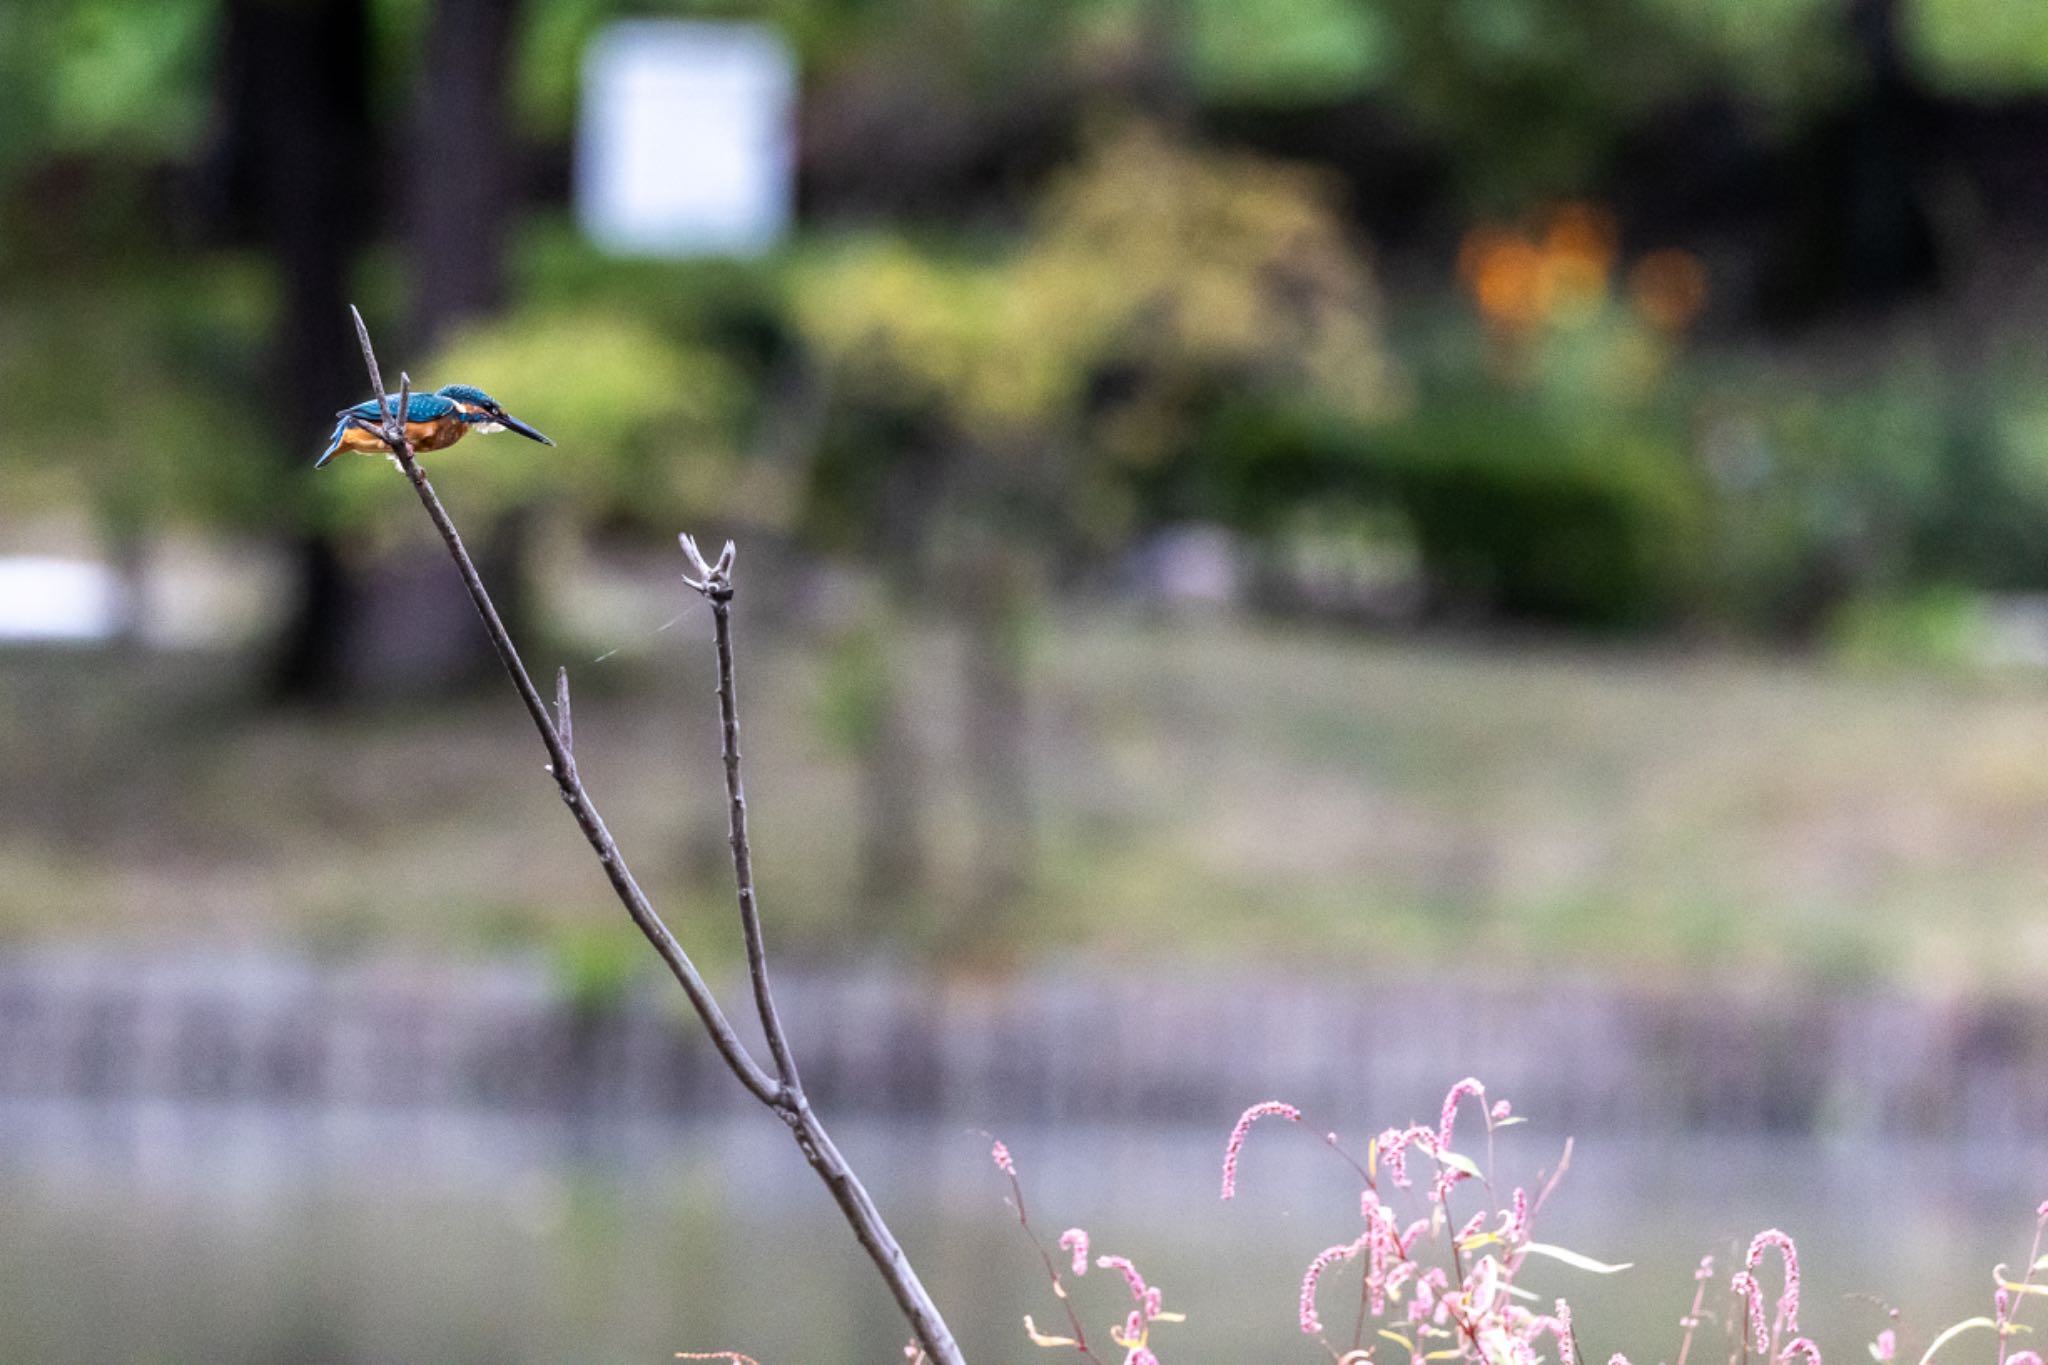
[
  {"x1": 680, "y1": 533, "x2": 736, "y2": 601},
  {"x1": 340, "y1": 307, "x2": 962, "y2": 1365}
]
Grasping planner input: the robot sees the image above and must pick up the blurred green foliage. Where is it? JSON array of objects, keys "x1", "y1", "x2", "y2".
[
  {"x1": 1828, "y1": 585, "x2": 1990, "y2": 671},
  {"x1": 1195, "y1": 393, "x2": 1704, "y2": 628},
  {"x1": 9, "y1": 0, "x2": 2048, "y2": 648},
  {"x1": 790, "y1": 122, "x2": 1397, "y2": 558},
  {"x1": 1906, "y1": 0, "x2": 2048, "y2": 93},
  {"x1": 0, "y1": 261, "x2": 277, "y2": 540}
]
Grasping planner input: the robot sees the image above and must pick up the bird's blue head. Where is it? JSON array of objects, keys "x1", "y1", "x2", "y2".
[{"x1": 436, "y1": 384, "x2": 554, "y2": 446}]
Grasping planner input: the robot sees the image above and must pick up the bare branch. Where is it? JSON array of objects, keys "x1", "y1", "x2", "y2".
[
  {"x1": 680, "y1": 533, "x2": 795, "y2": 1089},
  {"x1": 676, "y1": 531, "x2": 959, "y2": 1363},
  {"x1": 343, "y1": 310, "x2": 780, "y2": 1109},
  {"x1": 343, "y1": 310, "x2": 963, "y2": 1365},
  {"x1": 349, "y1": 304, "x2": 391, "y2": 429}
]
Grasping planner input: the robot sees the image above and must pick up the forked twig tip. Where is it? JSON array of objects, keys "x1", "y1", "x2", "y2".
[{"x1": 680, "y1": 532, "x2": 733, "y2": 597}]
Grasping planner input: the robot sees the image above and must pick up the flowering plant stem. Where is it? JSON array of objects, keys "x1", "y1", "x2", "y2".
[{"x1": 346, "y1": 307, "x2": 964, "y2": 1365}]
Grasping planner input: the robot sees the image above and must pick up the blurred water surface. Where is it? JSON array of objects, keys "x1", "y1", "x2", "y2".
[{"x1": 0, "y1": 1101, "x2": 2038, "y2": 1365}]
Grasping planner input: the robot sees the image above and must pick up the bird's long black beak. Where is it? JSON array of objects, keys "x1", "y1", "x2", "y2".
[{"x1": 501, "y1": 412, "x2": 555, "y2": 446}]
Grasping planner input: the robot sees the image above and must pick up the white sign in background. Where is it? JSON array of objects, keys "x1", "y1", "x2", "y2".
[{"x1": 576, "y1": 20, "x2": 796, "y2": 257}]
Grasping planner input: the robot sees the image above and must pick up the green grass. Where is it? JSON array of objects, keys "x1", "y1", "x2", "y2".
[{"x1": 7, "y1": 612, "x2": 2048, "y2": 990}]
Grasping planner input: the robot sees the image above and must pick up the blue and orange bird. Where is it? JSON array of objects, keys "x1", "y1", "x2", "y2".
[{"x1": 315, "y1": 383, "x2": 554, "y2": 468}]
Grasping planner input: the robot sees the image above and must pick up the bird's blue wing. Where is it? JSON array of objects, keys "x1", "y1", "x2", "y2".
[{"x1": 335, "y1": 392, "x2": 457, "y2": 423}]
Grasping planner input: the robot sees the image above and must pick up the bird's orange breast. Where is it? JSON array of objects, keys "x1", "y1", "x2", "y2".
[{"x1": 336, "y1": 414, "x2": 470, "y2": 456}]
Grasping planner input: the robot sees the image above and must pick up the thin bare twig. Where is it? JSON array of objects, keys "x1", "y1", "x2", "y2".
[
  {"x1": 344, "y1": 308, "x2": 963, "y2": 1365},
  {"x1": 678, "y1": 533, "x2": 959, "y2": 1362},
  {"x1": 679, "y1": 533, "x2": 799, "y2": 1090}
]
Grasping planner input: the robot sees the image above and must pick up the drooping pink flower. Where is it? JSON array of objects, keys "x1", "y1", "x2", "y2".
[
  {"x1": 1143, "y1": 1287, "x2": 1163, "y2": 1320},
  {"x1": 1123, "y1": 1310, "x2": 1144, "y2": 1342},
  {"x1": 1746, "y1": 1229, "x2": 1802, "y2": 1334},
  {"x1": 1059, "y1": 1228, "x2": 1089, "y2": 1276},
  {"x1": 1097, "y1": 1255, "x2": 1151, "y2": 1305},
  {"x1": 1300, "y1": 1235, "x2": 1370, "y2": 1334},
  {"x1": 1780, "y1": 1338, "x2": 1822, "y2": 1365},
  {"x1": 990, "y1": 1140, "x2": 1015, "y2": 1176},
  {"x1": 1220, "y1": 1101, "x2": 1302, "y2": 1199},
  {"x1": 1730, "y1": 1272, "x2": 1769, "y2": 1355},
  {"x1": 1439, "y1": 1077, "x2": 1487, "y2": 1150}
]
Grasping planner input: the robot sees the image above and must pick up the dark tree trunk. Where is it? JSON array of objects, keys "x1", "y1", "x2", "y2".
[
  {"x1": 385, "y1": 0, "x2": 532, "y2": 688},
  {"x1": 1762, "y1": 0, "x2": 1937, "y2": 324},
  {"x1": 209, "y1": 0, "x2": 377, "y2": 702},
  {"x1": 409, "y1": 0, "x2": 522, "y2": 348}
]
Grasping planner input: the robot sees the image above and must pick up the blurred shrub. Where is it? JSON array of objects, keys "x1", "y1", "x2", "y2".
[
  {"x1": 0, "y1": 262, "x2": 277, "y2": 544},
  {"x1": 1199, "y1": 394, "x2": 1705, "y2": 628},
  {"x1": 1906, "y1": 0, "x2": 2048, "y2": 93},
  {"x1": 1691, "y1": 361, "x2": 2048, "y2": 633},
  {"x1": 1827, "y1": 585, "x2": 1990, "y2": 672},
  {"x1": 790, "y1": 121, "x2": 1398, "y2": 557}
]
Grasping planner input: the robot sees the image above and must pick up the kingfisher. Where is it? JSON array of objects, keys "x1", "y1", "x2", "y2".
[{"x1": 315, "y1": 383, "x2": 554, "y2": 468}]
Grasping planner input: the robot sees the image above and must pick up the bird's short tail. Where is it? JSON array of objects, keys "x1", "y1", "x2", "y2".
[{"x1": 314, "y1": 418, "x2": 349, "y2": 469}]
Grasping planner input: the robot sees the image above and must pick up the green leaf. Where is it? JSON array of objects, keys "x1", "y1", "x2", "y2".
[
  {"x1": 1917, "y1": 1317, "x2": 1997, "y2": 1365},
  {"x1": 1434, "y1": 1149, "x2": 1485, "y2": 1181},
  {"x1": 1522, "y1": 1242, "x2": 1635, "y2": 1274}
]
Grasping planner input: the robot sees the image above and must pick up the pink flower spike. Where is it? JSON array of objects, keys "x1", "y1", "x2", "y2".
[
  {"x1": 1097, "y1": 1255, "x2": 1151, "y2": 1305},
  {"x1": 1695, "y1": 1255, "x2": 1717, "y2": 1282},
  {"x1": 1745, "y1": 1229, "x2": 1802, "y2": 1333},
  {"x1": 1781, "y1": 1338, "x2": 1822, "y2": 1365},
  {"x1": 1731, "y1": 1272, "x2": 1769, "y2": 1355},
  {"x1": 1059, "y1": 1228, "x2": 1089, "y2": 1276},
  {"x1": 1491, "y1": 1099, "x2": 1513, "y2": 1121},
  {"x1": 1299, "y1": 1235, "x2": 1369, "y2": 1335},
  {"x1": 1439, "y1": 1078, "x2": 1486, "y2": 1150},
  {"x1": 1143, "y1": 1287, "x2": 1163, "y2": 1320},
  {"x1": 1127, "y1": 1351, "x2": 1160, "y2": 1365},
  {"x1": 1872, "y1": 1330, "x2": 1896, "y2": 1362},
  {"x1": 990, "y1": 1140, "x2": 1015, "y2": 1176},
  {"x1": 1555, "y1": 1299, "x2": 1578, "y2": 1365},
  {"x1": 1123, "y1": 1311, "x2": 1144, "y2": 1342},
  {"x1": 2007, "y1": 1354, "x2": 2043, "y2": 1365},
  {"x1": 1220, "y1": 1101, "x2": 1302, "y2": 1200}
]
